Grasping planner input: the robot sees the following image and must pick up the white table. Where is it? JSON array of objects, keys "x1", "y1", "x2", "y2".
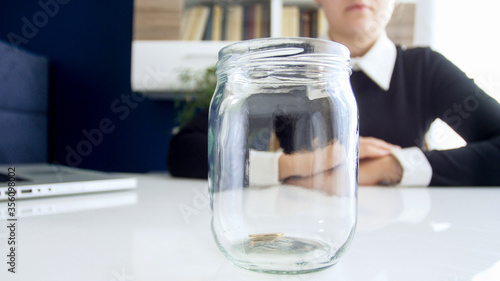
[{"x1": 1, "y1": 174, "x2": 499, "y2": 281}]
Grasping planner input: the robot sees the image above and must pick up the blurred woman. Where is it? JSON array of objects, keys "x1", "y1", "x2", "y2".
[{"x1": 168, "y1": 0, "x2": 500, "y2": 186}]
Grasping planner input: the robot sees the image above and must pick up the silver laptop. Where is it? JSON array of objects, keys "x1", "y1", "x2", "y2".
[
  {"x1": 0, "y1": 189, "x2": 137, "y2": 219},
  {"x1": 0, "y1": 163, "x2": 137, "y2": 201}
]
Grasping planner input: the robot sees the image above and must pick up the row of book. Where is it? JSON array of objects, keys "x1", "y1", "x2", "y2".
[
  {"x1": 181, "y1": 4, "x2": 328, "y2": 41},
  {"x1": 282, "y1": 6, "x2": 328, "y2": 38}
]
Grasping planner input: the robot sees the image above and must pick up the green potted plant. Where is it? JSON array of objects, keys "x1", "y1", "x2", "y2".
[{"x1": 174, "y1": 66, "x2": 217, "y2": 128}]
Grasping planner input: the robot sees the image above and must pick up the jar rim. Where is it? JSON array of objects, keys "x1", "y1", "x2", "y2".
[
  {"x1": 219, "y1": 37, "x2": 350, "y2": 59},
  {"x1": 217, "y1": 37, "x2": 351, "y2": 76}
]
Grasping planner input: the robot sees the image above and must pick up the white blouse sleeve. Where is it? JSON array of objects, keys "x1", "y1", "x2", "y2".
[{"x1": 248, "y1": 150, "x2": 283, "y2": 186}]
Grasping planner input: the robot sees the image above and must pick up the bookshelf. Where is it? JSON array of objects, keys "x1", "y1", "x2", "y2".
[
  {"x1": 178, "y1": 0, "x2": 329, "y2": 41},
  {"x1": 131, "y1": 0, "x2": 416, "y2": 96},
  {"x1": 180, "y1": 1, "x2": 272, "y2": 41}
]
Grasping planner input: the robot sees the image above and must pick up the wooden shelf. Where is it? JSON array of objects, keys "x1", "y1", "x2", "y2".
[
  {"x1": 133, "y1": 0, "x2": 184, "y2": 40},
  {"x1": 131, "y1": 40, "x2": 233, "y2": 96}
]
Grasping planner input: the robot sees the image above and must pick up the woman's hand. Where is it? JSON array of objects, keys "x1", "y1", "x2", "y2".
[
  {"x1": 358, "y1": 136, "x2": 403, "y2": 185},
  {"x1": 359, "y1": 155, "x2": 403, "y2": 185},
  {"x1": 359, "y1": 136, "x2": 401, "y2": 159},
  {"x1": 275, "y1": 136, "x2": 404, "y2": 189},
  {"x1": 278, "y1": 141, "x2": 345, "y2": 181}
]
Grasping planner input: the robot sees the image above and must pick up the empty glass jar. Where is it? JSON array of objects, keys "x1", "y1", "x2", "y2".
[{"x1": 208, "y1": 38, "x2": 358, "y2": 274}]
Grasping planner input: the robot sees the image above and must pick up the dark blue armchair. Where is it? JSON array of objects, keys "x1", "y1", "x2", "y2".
[{"x1": 0, "y1": 40, "x2": 49, "y2": 164}]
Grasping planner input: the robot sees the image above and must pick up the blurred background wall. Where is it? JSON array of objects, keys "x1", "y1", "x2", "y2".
[{"x1": 0, "y1": 0, "x2": 178, "y2": 172}]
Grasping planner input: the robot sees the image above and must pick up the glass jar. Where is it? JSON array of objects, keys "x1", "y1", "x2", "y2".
[{"x1": 208, "y1": 38, "x2": 358, "y2": 274}]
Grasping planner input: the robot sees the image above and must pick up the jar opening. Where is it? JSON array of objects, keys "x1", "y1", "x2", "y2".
[{"x1": 216, "y1": 37, "x2": 351, "y2": 77}]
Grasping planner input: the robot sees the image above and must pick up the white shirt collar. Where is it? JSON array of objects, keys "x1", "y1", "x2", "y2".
[{"x1": 320, "y1": 31, "x2": 397, "y2": 91}]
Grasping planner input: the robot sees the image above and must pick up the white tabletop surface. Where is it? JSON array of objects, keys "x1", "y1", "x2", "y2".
[{"x1": 1, "y1": 174, "x2": 499, "y2": 281}]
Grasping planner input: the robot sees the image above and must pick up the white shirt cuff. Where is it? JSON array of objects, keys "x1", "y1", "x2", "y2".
[
  {"x1": 249, "y1": 150, "x2": 283, "y2": 186},
  {"x1": 390, "y1": 147, "x2": 432, "y2": 186}
]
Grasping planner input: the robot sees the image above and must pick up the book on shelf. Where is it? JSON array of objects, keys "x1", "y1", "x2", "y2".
[
  {"x1": 253, "y1": 3, "x2": 264, "y2": 38},
  {"x1": 310, "y1": 9, "x2": 318, "y2": 38},
  {"x1": 181, "y1": 3, "x2": 326, "y2": 41},
  {"x1": 181, "y1": 2, "x2": 270, "y2": 41},
  {"x1": 282, "y1": 6, "x2": 300, "y2": 37},
  {"x1": 226, "y1": 5, "x2": 244, "y2": 41},
  {"x1": 283, "y1": 6, "x2": 329, "y2": 38},
  {"x1": 211, "y1": 4, "x2": 223, "y2": 40},
  {"x1": 300, "y1": 9, "x2": 312, "y2": 38},
  {"x1": 243, "y1": 4, "x2": 255, "y2": 40},
  {"x1": 181, "y1": 5, "x2": 210, "y2": 40},
  {"x1": 203, "y1": 6, "x2": 214, "y2": 41},
  {"x1": 133, "y1": 0, "x2": 183, "y2": 40},
  {"x1": 317, "y1": 7, "x2": 328, "y2": 37}
]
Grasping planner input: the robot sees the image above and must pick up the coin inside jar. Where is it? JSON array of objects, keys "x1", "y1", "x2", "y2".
[
  {"x1": 248, "y1": 233, "x2": 284, "y2": 242},
  {"x1": 249, "y1": 232, "x2": 284, "y2": 238}
]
